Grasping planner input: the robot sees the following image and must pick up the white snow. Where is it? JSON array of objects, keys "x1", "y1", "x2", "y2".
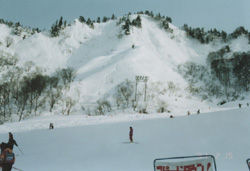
[
  {"x1": 0, "y1": 104, "x2": 250, "y2": 171},
  {"x1": 1, "y1": 15, "x2": 248, "y2": 115},
  {"x1": 0, "y1": 14, "x2": 250, "y2": 171}
]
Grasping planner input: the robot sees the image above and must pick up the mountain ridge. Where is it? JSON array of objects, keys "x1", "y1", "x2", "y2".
[{"x1": 0, "y1": 14, "x2": 249, "y2": 122}]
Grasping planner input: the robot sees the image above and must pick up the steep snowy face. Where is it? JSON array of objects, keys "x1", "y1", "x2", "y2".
[
  {"x1": 8, "y1": 20, "x2": 98, "y2": 73},
  {"x1": 12, "y1": 33, "x2": 66, "y2": 71},
  {"x1": 68, "y1": 15, "x2": 205, "y2": 99}
]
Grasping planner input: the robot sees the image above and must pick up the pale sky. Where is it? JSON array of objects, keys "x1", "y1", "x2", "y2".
[{"x1": 0, "y1": 0, "x2": 249, "y2": 33}]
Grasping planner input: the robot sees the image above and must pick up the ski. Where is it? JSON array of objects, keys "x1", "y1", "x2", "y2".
[{"x1": 122, "y1": 142, "x2": 139, "y2": 144}]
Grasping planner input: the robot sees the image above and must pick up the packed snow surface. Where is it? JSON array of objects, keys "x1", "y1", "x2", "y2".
[{"x1": 0, "y1": 104, "x2": 249, "y2": 171}]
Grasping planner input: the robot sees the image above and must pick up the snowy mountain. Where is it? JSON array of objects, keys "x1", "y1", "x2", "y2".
[
  {"x1": 0, "y1": 14, "x2": 250, "y2": 122},
  {"x1": 1, "y1": 12, "x2": 250, "y2": 171}
]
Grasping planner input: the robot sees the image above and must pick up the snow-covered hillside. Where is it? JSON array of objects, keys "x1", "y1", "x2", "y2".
[
  {"x1": 0, "y1": 14, "x2": 250, "y2": 120},
  {"x1": 0, "y1": 104, "x2": 249, "y2": 171},
  {"x1": 1, "y1": 13, "x2": 250, "y2": 171}
]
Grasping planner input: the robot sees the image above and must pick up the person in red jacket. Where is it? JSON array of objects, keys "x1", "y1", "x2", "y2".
[{"x1": 129, "y1": 127, "x2": 133, "y2": 143}]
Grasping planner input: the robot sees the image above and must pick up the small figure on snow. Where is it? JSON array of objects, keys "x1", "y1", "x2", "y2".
[
  {"x1": 197, "y1": 109, "x2": 200, "y2": 114},
  {"x1": 49, "y1": 123, "x2": 54, "y2": 129},
  {"x1": 187, "y1": 111, "x2": 190, "y2": 115},
  {"x1": 129, "y1": 127, "x2": 133, "y2": 143},
  {"x1": 170, "y1": 115, "x2": 174, "y2": 118},
  {"x1": 239, "y1": 103, "x2": 242, "y2": 108}
]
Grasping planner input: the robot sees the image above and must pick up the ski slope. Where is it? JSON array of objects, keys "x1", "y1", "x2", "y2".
[{"x1": 1, "y1": 105, "x2": 249, "y2": 171}]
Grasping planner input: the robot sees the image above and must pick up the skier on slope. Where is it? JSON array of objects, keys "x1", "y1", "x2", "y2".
[
  {"x1": 7, "y1": 132, "x2": 18, "y2": 150},
  {"x1": 1, "y1": 132, "x2": 18, "y2": 153},
  {"x1": 129, "y1": 127, "x2": 133, "y2": 143}
]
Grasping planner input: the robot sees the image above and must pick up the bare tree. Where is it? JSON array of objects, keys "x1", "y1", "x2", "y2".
[
  {"x1": 115, "y1": 79, "x2": 134, "y2": 108},
  {"x1": 95, "y1": 99, "x2": 111, "y2": 115},
  {"x1": 57, "y1": 67, "x2": 76, "y2": 86},
  {"x1": 5, "y1": 36, "x2": 14, "y2": 48}
]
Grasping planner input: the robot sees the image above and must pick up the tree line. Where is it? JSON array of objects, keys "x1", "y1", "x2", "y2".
[
  {"x1": 85, "y1": 79, "x2": 179, "y2": 116},
  {"x1": 0, "y1": 51, "x2": 77, "y2": 123},
  {"x1": 182, "y1": 24, "x2": 250, "y2": 44},
  {"x1": 0, "y1": 18, "x2": 41, "y2": 38},
  {"x1": 1, "y1": 11, "x2": 249, "y2": 44},
  {"x1": 178, "y1": 47, "x2": 250, "y2": 101}
]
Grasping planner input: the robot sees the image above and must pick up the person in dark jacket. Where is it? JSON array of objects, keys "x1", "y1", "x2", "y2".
[
  {"x1": 7, "y1": 132, "x2": 18, "y2": 150},
  {"x1": 129, "y1": 127, "x2": 133, "y2": 143},
  {"x1": 0, "y1": 143, "x2": 6, "y2": 153},
  {"x1": 1, "y1": 132, "x2": 17, "y2": 153}
]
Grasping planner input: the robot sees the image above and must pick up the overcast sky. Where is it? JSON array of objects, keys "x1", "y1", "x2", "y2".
[{"x1": 0, "y1": 0, "x2": 250, "y2": 33}]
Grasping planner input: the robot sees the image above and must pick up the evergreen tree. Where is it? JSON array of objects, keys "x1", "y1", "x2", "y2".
[
  {"x1": 131, "y1": 15, "x2": 142, "y2": 28},
  {"x1": 102, "y1": 16, "x2": 108, "y2": 23},
  {"x1": 166, "y1": 17, "x2": 172, "y2": 23},
  {"x1": 97, "y1": 17, "x2": 101, "y2": 23},
  {"x1": 155, "y1": 13, "x2": 161, "y2": 20},
  {"x1": 111, "y1": 14, "x2": 116, "y2": 20},
  {"x1": 122, "y1": 19, "x2": 131, "y2": 35},
  {"x1": 50, "y1": 16, "x2": 66, "y2": 37},
  {"x1": 13, "y1": 22, "x2": 22, "y2": 36},
  {"x1": 58, "y1": 16, "x2": 63, "y2": 29},
  {"x1": 79, "y1": 16, "x2": 86, "y2": 23},
  {"x1": 221, "y1": 31, "x2": 227, "y2": 42},
  {"x1": 51, "y1": 20, "x2": 60, "y2": 37},
  {"x1": 86, "y1": 18, "x2": 92, "y2": 25},
  {"x1": 162, "y1": 20, "x2": 169, "y2": 30},
  {"x1": 230, "y1": 26, "x2": 248, "y2": 39}
]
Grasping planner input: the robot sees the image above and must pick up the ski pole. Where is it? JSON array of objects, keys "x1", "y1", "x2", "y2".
[
  {"x1": 12, "y1": 167, "x2": 24, "y2": 171},
  {"x1": 17, "y1": 146, "x2": 24, "y2": 155}
]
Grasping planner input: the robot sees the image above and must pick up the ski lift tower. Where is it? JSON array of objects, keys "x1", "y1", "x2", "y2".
[{"x1": 134, "y1": 75, "x2": 149, "y2": 102}]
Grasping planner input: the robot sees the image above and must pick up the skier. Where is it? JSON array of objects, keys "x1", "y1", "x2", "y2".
[
  {"x1": 49, "y1": 123, "x2": 54, "y2": 129},
  {"x1": 0, "y1": 133, "x2": 16, "y2": 171},
  {"x1": 7, "y1": 132, "x2": 18, "y2": 150},
  {"x1": 1, "y1": 132, "x2": 17, "y2": 153},
  {"x1": 129, "y1": 127, "x2": 133, "y2": 143},
  {"x1": 197, "y1": 109, "x2": 200, "y2": 114},
  {"x1": 239, "y1": 103, "x2": 242, "y2": 108},
  {"x1": 0, "y1": 148, "x2": 15, "y2": 171},
  {"x1": 187, "y1": 111, "x2": 190, "y2": 115}
]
